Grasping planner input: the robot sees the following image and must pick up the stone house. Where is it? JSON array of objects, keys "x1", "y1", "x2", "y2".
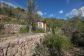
[{"x1": 36, "y1": 21, "x2": 47, "y2": 32}]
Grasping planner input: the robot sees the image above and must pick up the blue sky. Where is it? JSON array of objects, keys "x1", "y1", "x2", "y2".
[{"x1": 0, "y1": 0, "x2": 84, "y2": 19}]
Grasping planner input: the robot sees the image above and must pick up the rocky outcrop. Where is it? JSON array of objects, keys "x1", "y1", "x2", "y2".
[{"x1": 0, "y1": 33, "x2": 45, "y2": 56}]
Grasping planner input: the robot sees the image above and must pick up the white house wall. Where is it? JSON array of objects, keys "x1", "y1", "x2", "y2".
[{"x1": 37, "y1": 22, "x2": 44, "y2": 29}]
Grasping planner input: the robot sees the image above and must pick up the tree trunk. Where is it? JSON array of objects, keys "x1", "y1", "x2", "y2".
[{"x1": 29, "y1": 23, "x2": 32, "y2": 34}]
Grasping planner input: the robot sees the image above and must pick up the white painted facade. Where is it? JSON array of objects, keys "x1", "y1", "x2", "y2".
[
  {"x1": 37, "y1": 21, "x2": 47, "y2": 32},
  {"x1": 37, "y1": 22, "x2": 44, "y2": 29}
]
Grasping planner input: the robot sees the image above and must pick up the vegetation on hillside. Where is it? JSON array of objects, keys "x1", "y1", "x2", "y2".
[
  {"x1": 33, "y1": 33, "x2": 73, "y2": 56},
  {"x1": 0, "y1": 1, "x2": 84, "y2": 56}
]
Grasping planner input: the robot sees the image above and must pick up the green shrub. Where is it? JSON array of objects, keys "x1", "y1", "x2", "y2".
[
  {"x1": 20, "y1": 21, "x2": 26, "y2": 25},
  {"x1": 72, "y1": 32, "x2": 84, "y2": 46},
  {"x1": 44, "y1": 34, "x2": 72, "y2": 56},
  {"x1": 33, "y1": 34, "x2": 73, "y2": 56},
  {"x1": 20, "y1": 26, "x2": 29, "y2": 33},
  {"x1": 4, "y1": 17, "x2": 12, "y2": 23},
  {"x1": 44, "y1": 34, "x2": 72, "y2": 50},
  {"x1": 33, "y1": 28, "x2": 45, "y2": 33}
]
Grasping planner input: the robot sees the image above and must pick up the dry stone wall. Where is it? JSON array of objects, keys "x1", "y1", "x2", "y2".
[
  {"x1": 4, "y1": 24, "x2": 26, "y2": 33},
  {"x1": 0, "y1": 33, "x2": 45, "y2": 56}
]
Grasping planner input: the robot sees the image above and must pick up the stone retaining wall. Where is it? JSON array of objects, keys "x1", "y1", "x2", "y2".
[
  {"x1": 4, "y1": 24, "x2": 26, "y2": 33},
  {"x1": 0, "y1": 33, "x2": 44, "y2": 56}
]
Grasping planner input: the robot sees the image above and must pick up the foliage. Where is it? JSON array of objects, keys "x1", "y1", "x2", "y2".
[
  {"x1": 64, "y1": 16, "x2": 84, "y2": 47},
  {"x1": 32, "y1": 23, "x2": 37, "y2": 31},
  {"x1": 20, "y1": 26, "x2": 29, "y2": 33},
  {"x1": 0, "y1": 24, "x2": 4, "y2": 34},
  {"x1": 71, "y1": 32, "x2": 84, "y2": 46},
  {"x1": 78, "y1": 20, "x2": 84, "y2": 33},
  {"x1": 44, "y1": 34, "x2": 72, "y2": 50},
  {"x1": 45, "y1": 34, "x2": 73, "y2": 56},
  {"x1": 33, "y1": 34, "x2": 73, "y2": 56},
  {"x1": 33, "y1": 28, "x2": 45, "y2": 33},
  {"x1": 63, "y1": 17, "x2": 84, "y2": 36},
  {"x1": 17, "y1": 19, "x2": 27, "y2": 25},
  {"x1": 14, "y1": 7, "x2": 24, "y2": 20},
  {"x1": 0, "y1": 6, "x2": 14, "y2": 17},
  {"x1": 33, "y1": 43, "x2": 50, "y2": 56},
  {"x1": 44, "y1": 18, "x2": 65, "y2": 34},
  {"x1": 3, "y1": 17, "x2": 12, "y2": 23},
  {"x1": 45, "y1": 18, "x2": 64, "y2": 28},
  {"x1": 0, "y1": 2, "x2": 26, "y2": 19}
]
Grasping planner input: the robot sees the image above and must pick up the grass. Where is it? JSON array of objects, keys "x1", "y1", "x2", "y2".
[
  {"x1": 33, "y1": 28, "x2": 45, "y2": 33},
  {"x1": 44, "y1": 34, "x2": 73, "y2": 50},
  {"x1": 20, "y1": 26, "x2": 29, "y2": 33},
  {"x1": 33, "y1": 33, "x2": 73, "y2": 56}
]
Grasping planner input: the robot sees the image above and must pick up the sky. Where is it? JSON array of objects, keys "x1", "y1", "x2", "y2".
[{"x1": 0, "y1": 0, "x2": 84, "y2": 19}]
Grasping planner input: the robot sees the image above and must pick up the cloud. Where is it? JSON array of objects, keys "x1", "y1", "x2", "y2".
[
  {"x1": 1, "y1": 0, "x2": 17, "y2": 8},
  {"x1": 66, "y1": 9, "x2": 79, "y2": 17},
  {"x1": 0, "y1": 0, "x2": 23, "y2": 8},
  {"x1": 49, "y1": 14, "x2": 54, "y2": 17},
  {"x1": 66, "y1": 6, "x2": 84, "y2": 18},
  {"x1": 37, "y1": 11, "x2": 43, "y2": 16},
  {"x1": 37, "y1": 11, "x2": 47, "y2": 16},
  {"x1": 70, "y1": 9, "x2": 79, "y2": 16},
  {"x1": 79, "y1": 6, "x2": 84, "y2": 17},
  {"x1": 59, "y1": 10, "x2": 64, "y2": 14}
]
